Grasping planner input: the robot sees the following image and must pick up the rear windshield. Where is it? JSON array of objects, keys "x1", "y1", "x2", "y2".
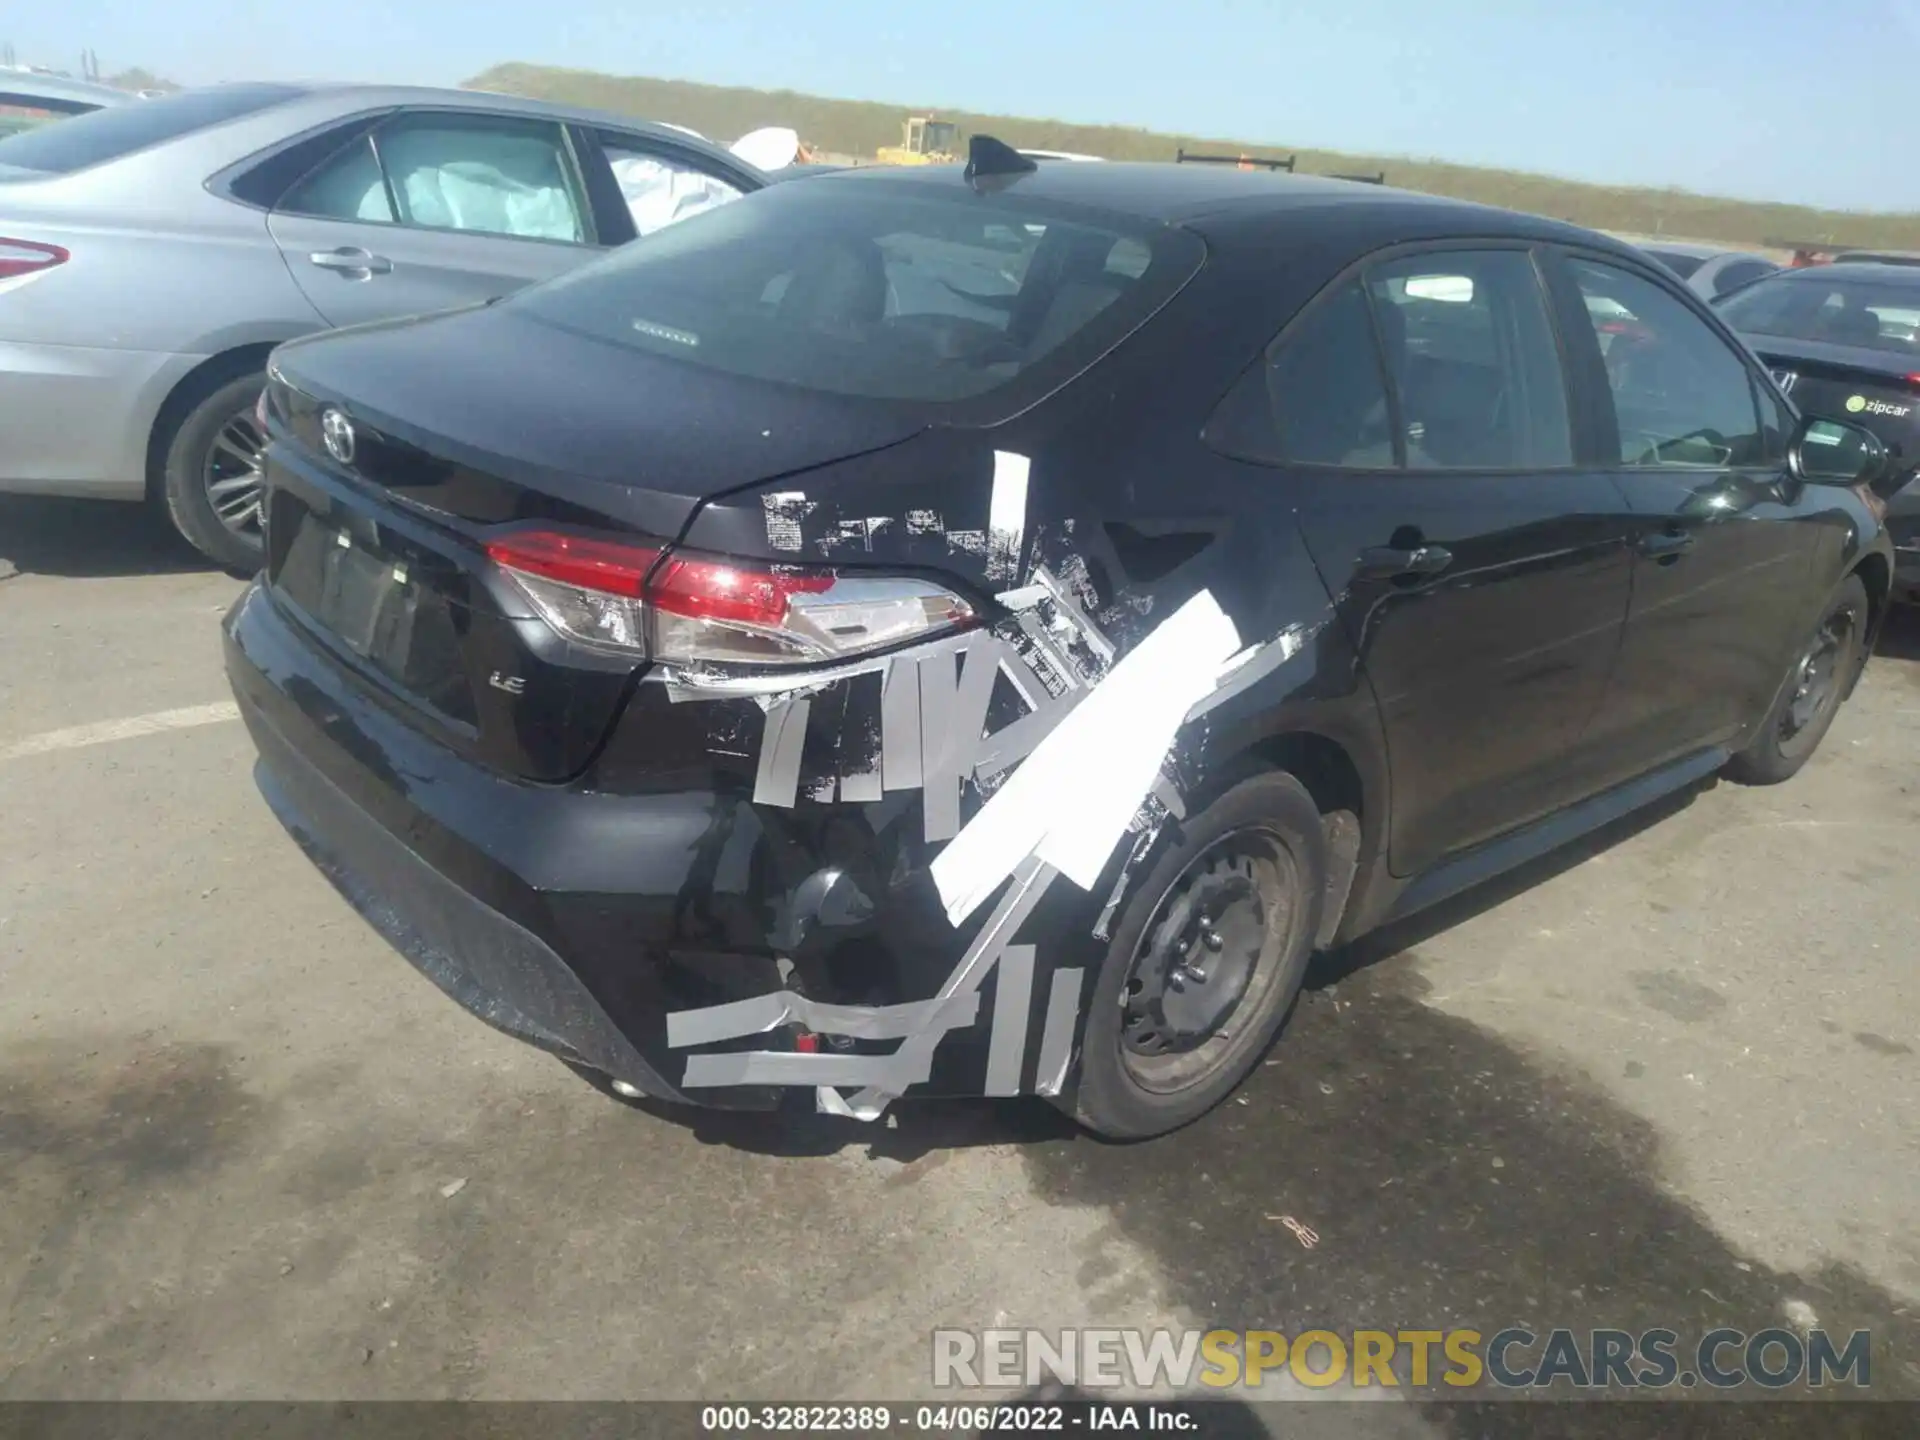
[
  {"x1": 1718, "y1": 272, "x2": 1920, "y2": 357},
  {"x1": 508, "y1": 175, "x2": 1204, "y2": 408},
  {"x1": 0, "y1": 83, "x2": 300, "y2": 176},
  {"x1": 1646, "y1": 250, "x2": 1706, "y2": 280}
]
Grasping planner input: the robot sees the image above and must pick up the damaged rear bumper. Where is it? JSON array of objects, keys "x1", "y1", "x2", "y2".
[{"x1": 225, "y1": 581, "x2": 791, "y2": 1110}]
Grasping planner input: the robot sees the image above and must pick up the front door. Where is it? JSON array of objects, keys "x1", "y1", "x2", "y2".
[
  {"x1": 266, "y1": 110, "x2": 599, "y2": 329},
  {"x1": 1241, "y1": 246, "x2": 1635, "y2": 877},
  {"x1": 1550, "y1": 253, "x2": 1823, "y2": 770}
]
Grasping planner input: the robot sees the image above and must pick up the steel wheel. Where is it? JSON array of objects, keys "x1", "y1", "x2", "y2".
[
  {"x1": 1118, "y1": 825, "x2": 1298, "y2": 1095},
  {"x1": 1779, "y1": 606, "x2": 1853, "y2": 745},
  {"x1": 202, "y1": 409, "x2": 266, "y2": 538}
]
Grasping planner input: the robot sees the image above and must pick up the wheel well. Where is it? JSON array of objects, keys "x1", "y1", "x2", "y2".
[
  {"x1": 1247, "y1": 730, "x2": 1364, "y2": 823},
  {"x1": 1244, "y1": 730, "x2": 1367, "y2": 948},
  {"x1": 143, "y1": 344, "x2": 278, "y2": 500},
  {"x1": 1854, "y1": 552, "x2": 1891, "y2": 631}
]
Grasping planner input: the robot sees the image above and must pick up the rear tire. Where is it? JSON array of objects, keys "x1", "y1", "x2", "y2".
[
  {"x1": 158, "y1": 371, "x2": 268, "y2": 574},
  {"x1": 1725, "y1": 574, "x2": 1869, "y2": 785},
  {"x1": 1066, "y1": 769, "x2": 1325, "y2": 1141}
]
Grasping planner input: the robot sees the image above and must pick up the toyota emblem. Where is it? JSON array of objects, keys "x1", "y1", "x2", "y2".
[{"x1": 321, "y1": 407, "x2": 356, "y2": 466}]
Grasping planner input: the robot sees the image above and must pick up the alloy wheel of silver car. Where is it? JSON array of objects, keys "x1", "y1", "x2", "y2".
[{"x1": 202, "y1": 407, "x2": 267, "y2": 538}]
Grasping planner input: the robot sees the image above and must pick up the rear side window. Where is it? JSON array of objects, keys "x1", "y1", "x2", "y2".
[
  {"x1": 0, "y1": 83, "x2": 300, "y2": 175},
  {"x1": 1365, "y1": 250, "x2": 1572, "y2": 469},
  {"x1": 1261, "y1": 280, "x2": 1396, "y2": 466},
  {"x1": 280, "y1": 135, "x2": 394, "y2": 222},
  {"x1": 278, "y1": 113, "x2": 588, "y2": 244},
  {"x1": 1204, "y1": 247, "x2": 1572, "y2": 471},
  {"x1": 1568, "y1": 259, "x2": 1764, "y2": 468},
  {"x1": 508, "y1": 177, "x2": 1202, "y2": 409}
]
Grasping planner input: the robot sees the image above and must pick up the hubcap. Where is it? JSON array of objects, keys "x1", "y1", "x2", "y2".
[
  {"x1": 1119, "y1": 827, "x2": 1297, "y2": 1094},
  {"x1": 1780, "y1": 609, "x2": 1852, "y2": 743},
  {"x1": 203, "y1": 408, "x2": 266, "y2": 538}
]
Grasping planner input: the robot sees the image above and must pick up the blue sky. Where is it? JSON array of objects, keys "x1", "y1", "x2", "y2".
[{"x1": 12, "y1": 0, "x2": 1918, "y2": 211}]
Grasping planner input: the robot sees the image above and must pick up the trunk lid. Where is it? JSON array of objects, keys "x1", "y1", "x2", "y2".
[
  {"x1": 262, "y1": 305, "x2": 929, "y2": 782},
  {"x1": 1756, "y1": 338, "x2": 1920, "y2": 483}
]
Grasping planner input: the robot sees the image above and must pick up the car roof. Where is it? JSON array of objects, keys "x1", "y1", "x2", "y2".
[
  {"x1": 0, "y1": 71, "x2": 138, "y2": 109},
  {"x1": 256, "y1": 80, "x2": 734, "y2": 143},
  {"x1": 799, "y1": 157, "x2": 1631, "y2": 252}
]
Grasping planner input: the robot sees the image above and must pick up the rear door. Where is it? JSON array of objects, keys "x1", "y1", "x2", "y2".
[
  {"x1": 1229, "y1": 245, "x2": 1634, "y2": 877},
  {"x1": 265, "y1": 109, "x2": 600, "y2": 327},
  {"x1": 1549, "y1": 252, "x2": 1822, "y2": 769}
]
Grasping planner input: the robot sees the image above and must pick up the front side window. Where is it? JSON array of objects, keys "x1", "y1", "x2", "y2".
[
  {"x1": 509, "y1": 178, "x2": 1201, "y2": 409},
  {"x1": 600, "y1": 137, "x2": 743, "y2": 237},
  {"x1": 1568, "y1": 259, "x2": 1764, "y2": 468},
  {"x1": 1365, "y1": 249, "x2": 1572, "y2": 470}
]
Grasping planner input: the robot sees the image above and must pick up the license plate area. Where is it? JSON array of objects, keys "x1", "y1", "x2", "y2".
[{"x1": 274, "y1": 500, "x2": 478, "y2": 728}]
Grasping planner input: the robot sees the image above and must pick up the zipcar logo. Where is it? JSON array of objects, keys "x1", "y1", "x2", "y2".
[
  {"x1": 320, "y1": 408, "x2": 356, "y2": 465},
  {"x1": 1848, "y1": 394, "x2": 1912, "y2": 419}
]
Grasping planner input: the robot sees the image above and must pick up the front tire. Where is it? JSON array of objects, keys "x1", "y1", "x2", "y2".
[
  {"x1": 158, "y1": 371, "x2": 268, "y2": 574},
  {"x1": 1726, "y1": 574, "x2": 1869, "y2": 785},
  {"x1": 1067, "y1": 769, "x2": 1326, "y2": 1141}
]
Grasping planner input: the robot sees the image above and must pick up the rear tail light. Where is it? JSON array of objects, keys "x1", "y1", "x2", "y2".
[
  {"x1": 484, "y1": 528, "x2": 977, "y2": 665},
  {"x1": 0, "y1": 238, "x2": 69, "y2": 281}
]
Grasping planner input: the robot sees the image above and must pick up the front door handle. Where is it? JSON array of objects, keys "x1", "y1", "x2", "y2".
[
  {"x1": 308, "y1": 247, "x2": 393, "y2": 276},
  {"x1": 1638, "y1": 528, "x2": 1695, "y2": 560},
  {"x1": 1357, "y1": 543, "x2": 1453, "y2": 579}
]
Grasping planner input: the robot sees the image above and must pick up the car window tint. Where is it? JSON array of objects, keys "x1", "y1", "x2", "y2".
[
  {"x1": 0, "y1": 82, "x2": 300, "y2": 175},
  {"x1": 278, "y1": 134, "x2": 395, "y2": 223},
  {"x1": 373, "y1": 115, "x2": 586, "y2": 243},
  {"x1": 1648, "y1": 250, "x2": 1706, "y2": 280},
  {"x1": 1263, "y1": 280, "x2": 1396, "y2": 466},
  {"x1": 599, "y1": 138, "x2": 743, "y2": 237},
  {"x1": 510, "y1": 180, "x2": 1199, "y2": 408},
  {"x1": 1718, "y1": 271, "x2": 1920, "y2": 357},
  {"x1": 1568, "y1": 259, "x2": 1764, "y2": 468},
  {"x1": 0, "y1": 104, "x2": 66, "y2": 138},
  {"x1": 1365, "y1": 250, "x2": 1572, "y2": 470},
  {"x1": 1713, "y1": 259, "x2": 1774, "y2": 296}
]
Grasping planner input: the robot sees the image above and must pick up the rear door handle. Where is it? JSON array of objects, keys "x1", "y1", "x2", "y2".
[
  {"x1": 1638, "y1": 529, "x2": 1695, "y2": 559},
  {"x1": 1357, "y1": 543, "x2": 1453, "y2": 579},
  {"x1": 309, "y1": 247, "x2": 393, "y2": 276}
]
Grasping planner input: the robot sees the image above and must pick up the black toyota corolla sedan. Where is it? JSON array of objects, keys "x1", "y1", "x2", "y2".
[{"x1": 226, "y1": 139, "x2": 1895, "y2": 1139}]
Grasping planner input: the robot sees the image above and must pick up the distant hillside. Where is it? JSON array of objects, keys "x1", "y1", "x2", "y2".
[{"x1": 467, "y1": 63, "x2": 1920, "y2": 251}]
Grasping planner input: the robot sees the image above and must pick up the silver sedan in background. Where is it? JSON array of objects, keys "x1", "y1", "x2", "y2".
[
  {"x1": 1635, "y1": 240, "x2": 1781, "y2": 300},
  {"x1": 0, "y1": 71, "x2": 137, "y2": 136},
  {"x1": 0, "y1": 83, "x2": 769, "y2": 568}
]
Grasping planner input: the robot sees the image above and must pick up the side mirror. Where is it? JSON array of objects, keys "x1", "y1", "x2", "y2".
[{"x1": 1788, "y1": 415, "x2": 1890, "y2": 488}]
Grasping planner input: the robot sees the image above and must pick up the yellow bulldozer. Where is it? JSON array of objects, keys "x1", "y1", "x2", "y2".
[{"x1": 876, "y1": 115, "x2": 958, "y2": 166}]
